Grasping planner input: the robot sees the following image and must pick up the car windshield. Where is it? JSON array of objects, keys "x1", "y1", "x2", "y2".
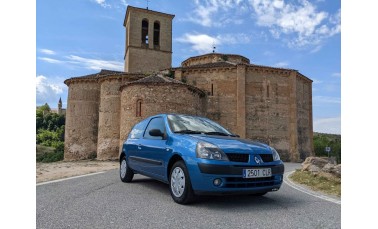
[{"x1": 167, "y1": 114, "x2": 233, "y2": 136}]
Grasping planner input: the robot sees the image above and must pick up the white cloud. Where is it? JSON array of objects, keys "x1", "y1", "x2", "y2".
[
  {"x1": 332, "y1": 72, "x2": 341, "y2": 77},
  {"x1": 274, "y1": 61, "x2": 289, "y2": 67},
  {"x1": 310, "y1": 45, "x2": 322, "y2": 53},
  {"x1": 36, "y1": 75, "x2": 67, "y2": 106},
  {"x1": 39, "y1": 49, "x2": 56, "y2": 55},
  {"x1": 313, "y1": 116, "x2": 340, "y2": 134},
  {"x1": 263, "y1": 51, "x2": 275, "y2": 56},
  {"x1": 312, "y1": 78, "x2": 322, "y2": 84},
  {"x1": 65, "y1": 55, "x2": 123, "y2": 71},
  {"x1": 187, "y1": 0, "x2": 248, "y2": 27},
  {"x1": 38, "y1": 57, "x2": 63, "y2": 64},
  {"x1": 313, "y1": 96, "x2": 341, "y2": 104},
  {"x1": 177, "y1": 34, "x2": 219, "y2": 53},
  {"x1": 120, "y1": 0, "x2": 127, "y2": 7},
  {"x1": 94, "y1": 0, "x2": 111, "y2": 8},
  {"x1": 176, "y1": 33, "x2": 251, "y2": 54},
  {"x1": 38, "y1": 54, "x2": 124, "y2": 71},
  {"x1": 249, "y1": 0, "x2": 340, "y2": 48}
]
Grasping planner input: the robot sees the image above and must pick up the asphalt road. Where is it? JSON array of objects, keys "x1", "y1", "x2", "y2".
[{"x1": 36, "y1": 163, "x2": 341, "y2": 229}]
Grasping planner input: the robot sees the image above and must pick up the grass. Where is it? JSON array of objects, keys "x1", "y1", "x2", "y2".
[
  {"x1": 36, "y1": 144, "x2": 64, "y2": 163},
  {"x1": 290, "y1": 170, "x2": 341, "y2": 197}
]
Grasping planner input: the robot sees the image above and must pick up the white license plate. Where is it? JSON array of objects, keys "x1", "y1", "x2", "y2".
[{"x1": 243, "y1": 168, "x2": 272, "y2": 178}]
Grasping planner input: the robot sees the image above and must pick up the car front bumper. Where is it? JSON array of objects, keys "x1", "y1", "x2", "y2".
[{"x1": 186, "y1": 160, "x2": 284, "y2": 195}]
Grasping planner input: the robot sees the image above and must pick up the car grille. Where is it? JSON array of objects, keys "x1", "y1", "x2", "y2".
[
  {"x1": 223, "y1": 176, "x2": 275, "y2": 188},
  {"x1": 259, "y1": 154, "x2": 273, "y2": 162},
  {"x1": 226, "y1": 153, "x2": 249, "y2": 163}
]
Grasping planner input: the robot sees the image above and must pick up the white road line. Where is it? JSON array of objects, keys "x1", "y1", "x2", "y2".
[
  {"x1": 36, "y1": 171, "x2": 107, "y2": 186},
  {"x1": 283, "y1": 171, "x2": 341, "y2": 205}
]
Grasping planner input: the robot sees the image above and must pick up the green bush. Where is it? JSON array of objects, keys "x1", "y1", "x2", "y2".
[
  {"x1": 36, "y1": 103, "x2": 65, "y2": 163},
  {"x1": 313, "y1": 133, "x2": 341, "y2": 163},
  {"x1": 36, "y1": 151, "x2": 64, "y2": 163},
  {"x1": 36, "y1": 144, "x2": 64, "y2": 163}
]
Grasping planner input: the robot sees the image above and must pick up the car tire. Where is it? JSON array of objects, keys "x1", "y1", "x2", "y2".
[
  {"x1": 120, "y1": 156, "x2": 134, "y2": 183},
  {"x1": 169, "y1": 161, "x2": 195, "y2": 205}
]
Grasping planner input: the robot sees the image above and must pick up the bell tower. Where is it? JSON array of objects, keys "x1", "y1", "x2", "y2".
[{"x1": 123, "y1": 6, "x2": 175, "y2": 73}]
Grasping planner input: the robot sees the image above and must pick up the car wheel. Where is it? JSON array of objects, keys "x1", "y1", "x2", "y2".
[
  {"x1": 169, "y1": 161, "x2": 195, "y2": 204},
  {"x1": 120, "y1": 156, "x2": 134, "y2": 183}
]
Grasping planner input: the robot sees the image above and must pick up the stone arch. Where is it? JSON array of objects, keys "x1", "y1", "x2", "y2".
[
  {"x1": 136, "y1": 99, "x2": 142, "y2": 117},
  {"x1": 141, "y1": 19, "x2": 149, "y2": 45},
  {"x1": 153, "y1": 21, "x2": 160, "y2": 47}
]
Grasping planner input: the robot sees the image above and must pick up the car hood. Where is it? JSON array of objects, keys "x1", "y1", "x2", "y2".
[{"x1": 188, "y1": 134, "x2": 272, "y2": 154}]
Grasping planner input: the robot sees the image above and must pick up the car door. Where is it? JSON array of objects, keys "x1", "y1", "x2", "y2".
[
  {"x1": 125, "y1": 119, "x2": 148, "y2": 172},
  {"x1": 137, "y1": 116, "x2": 170, "y2": 180}
]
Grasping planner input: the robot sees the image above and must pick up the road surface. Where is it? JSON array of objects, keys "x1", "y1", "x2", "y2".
[{"x1": 37, "y1": 163, "x2": 341, "y2": 228}]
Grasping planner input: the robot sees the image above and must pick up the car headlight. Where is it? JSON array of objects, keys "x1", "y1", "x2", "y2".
[
  {"x1": 196, "y1": 142, "x2": 229, "y2": 161},
  {"x1": 270, "y1": 147, "x2": 281, "y2": 161}
]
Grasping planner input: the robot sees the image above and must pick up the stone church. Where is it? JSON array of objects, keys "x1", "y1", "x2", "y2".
[{"x1": 64, "y1": 6, "x2": 314, "y2": 162}]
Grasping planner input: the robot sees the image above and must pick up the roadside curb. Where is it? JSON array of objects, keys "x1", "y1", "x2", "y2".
[{"x1": 283, "y1": 171, "x2": 341, "y2": 205}]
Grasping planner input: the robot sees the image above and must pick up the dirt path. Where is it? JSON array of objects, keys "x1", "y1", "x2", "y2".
[{"x1": 36, "y1": 160, "x2": 119, "y2": 183}]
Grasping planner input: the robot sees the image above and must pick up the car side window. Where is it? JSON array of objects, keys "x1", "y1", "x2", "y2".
[
  {"x1": 144, "y1": 117, "x2": 166, "y2": 140},
  {"x1": 129, "y1": 121, "x2": 146, "y2": 139}
]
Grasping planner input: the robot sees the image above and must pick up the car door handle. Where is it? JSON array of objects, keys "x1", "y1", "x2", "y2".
[{"x1": 137, "y1": 144, "x2": 142, "y2": 150}]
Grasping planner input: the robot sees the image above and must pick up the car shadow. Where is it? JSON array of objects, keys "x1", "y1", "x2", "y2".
[
  {"x1": 131, "y1": 177, "x2": 171, "y2": 195},
  {"x1": 125, "y1": 175, "x2": 305, "y2": 211}
]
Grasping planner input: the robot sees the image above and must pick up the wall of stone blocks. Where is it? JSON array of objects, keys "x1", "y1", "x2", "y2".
[
  {"x1": 182, "y1": 54, "x2": 249, "y2": 67},
  {"x1": 126, "y1": 10, "x2": 172, "y2": 51},
  {"x1": 125, "y1": 8, "x2": 173, "y2": 73},
  {"x1": 119, "y1": 84, "x2": 205, "y2": 151},
  {"x1": 97, "y1": 78, "x2": 123, "y2": 160},
  {"x1": 64, "y1": 81, "x2": 100, "y2": 160},
  {"x1": 125, "y1": 47, "x2": 171, "y2": 73},
  {"x1": 245, "y1": 68, "x2": 292, "y2": 161},
  {"x1": 296, "y1": 75, "x2": 314, "y2": 160},
  {"x1": 182, "y1": 68, "x2": 238, "y2": 134}
]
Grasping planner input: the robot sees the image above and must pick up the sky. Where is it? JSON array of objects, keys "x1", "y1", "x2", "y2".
[{"x1": 36, "y1": 0, "x2": 341, "y2": 134}]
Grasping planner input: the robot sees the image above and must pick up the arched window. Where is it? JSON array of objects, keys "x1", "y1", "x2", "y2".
[
  {"x1": 141, "y1": 19, "x2": 149, "y2": 45},
  {"x1": 136, "y1": 99, "x2": 142, "y2": 117},
  {"x1": 153, "y1": 21, "x2": 160, "y2": 47}
]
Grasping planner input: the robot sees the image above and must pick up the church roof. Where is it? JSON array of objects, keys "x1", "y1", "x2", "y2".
[
  {"x1": 123, "y1": 6, "x2": 175, "y2": 26},
  {"x1": 64, "y1": 69, "x2": 145, "y2": 85},
  {"x1": 176, "y1": 61, "x2": 236, "y2": 69},
  {"x1": 120, "y1": 74, "x2": 206, "y2": 96}
]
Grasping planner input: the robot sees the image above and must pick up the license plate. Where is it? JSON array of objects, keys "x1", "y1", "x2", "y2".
[{"x1": 243, "y1": 168, "x2": 272, "y2": 178}]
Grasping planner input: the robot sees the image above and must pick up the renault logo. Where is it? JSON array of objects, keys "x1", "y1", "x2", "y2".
[{"x1": 254, "y1": 156, "x2": 261, "y2": 164}]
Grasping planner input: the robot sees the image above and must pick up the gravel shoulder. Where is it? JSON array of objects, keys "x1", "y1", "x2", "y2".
[{"x1": 36, "y1": 160, "x2": 119, "y2": 183}]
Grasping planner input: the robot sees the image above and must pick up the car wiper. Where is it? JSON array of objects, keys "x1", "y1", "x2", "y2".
[
  {"x1": 174, "y1": 130, "x2": 203, "y2": 134},
  {"x1": 204, "y1": 131, "x2": 237, "y2": 137}
]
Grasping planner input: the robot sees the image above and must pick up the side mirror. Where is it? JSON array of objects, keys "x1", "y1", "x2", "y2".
[{"x1": 149, "y1": 129, "x2": 165, "y2": 137}]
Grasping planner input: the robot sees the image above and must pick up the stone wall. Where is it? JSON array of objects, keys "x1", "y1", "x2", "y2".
[
  {"x1": 124, "y1": 7, "x2": 173, "y2": 73},
  {"x1": 181, "y1": 67, "x2": 238, "y2": 134},
  {"x1": 181, "y1": 53, "x2": 250, "y2": 67},
  {"x1": 119, "y1": 84, "x2": 205, "y2": 150},
  {"x1": 96, "y1": 78, "x2": 123, "y2": 160},
  {"x1": 64, "y1": 81, "x2": 100, "y2": 160},
  {"x1": 296, "y1": 74, "x2": 314, "y2": 160},
  {"x1": 245, "y1": 67, "x2": 292, "y2": 161},
  {"x1": 125, "y1": 47, "x2": 172, "y2": 73}
]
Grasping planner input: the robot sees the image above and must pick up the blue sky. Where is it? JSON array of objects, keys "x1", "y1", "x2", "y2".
[{"x1": 36, "y1": 0, "x2": 341, "y2": 134}]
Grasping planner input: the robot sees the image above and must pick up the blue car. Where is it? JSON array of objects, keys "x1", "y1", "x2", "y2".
[{"x1": 120, "y1": 114, "x2": 284, "y2": 204}]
